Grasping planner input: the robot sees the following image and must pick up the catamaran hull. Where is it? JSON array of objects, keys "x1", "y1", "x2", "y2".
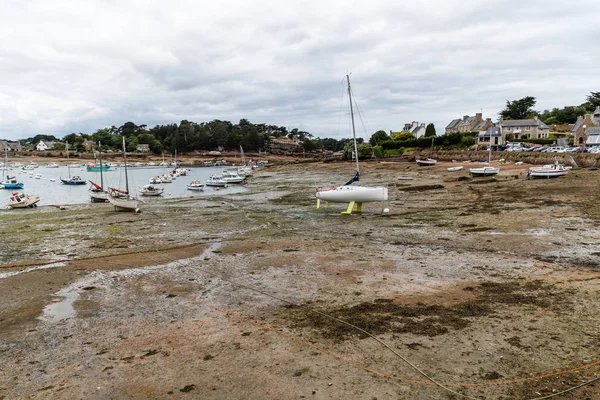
[{"x1": 316, "y1": 186, "x2": 388, "y2": 203}]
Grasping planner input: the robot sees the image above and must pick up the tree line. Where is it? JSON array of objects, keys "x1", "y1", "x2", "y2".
[
  {"x1": 21, "y1": 119, "x2": 359, "y2": 155},
  {"x1": 500, "y1": 92, "x2": 600, "y2": 124}
]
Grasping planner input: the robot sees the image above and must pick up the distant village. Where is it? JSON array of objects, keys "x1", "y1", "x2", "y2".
[{"x1": 1, "y1": 106, "x2": 600, "y2": 156}]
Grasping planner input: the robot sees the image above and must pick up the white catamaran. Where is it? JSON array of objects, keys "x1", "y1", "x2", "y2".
[{"x1": 315, "y1": 74, "x2": 388, "y2": 214}]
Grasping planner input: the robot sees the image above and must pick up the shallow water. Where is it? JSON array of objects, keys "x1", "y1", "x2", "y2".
[{"x1": 0, "y1": 165, "x2": 248, "y2": 208}]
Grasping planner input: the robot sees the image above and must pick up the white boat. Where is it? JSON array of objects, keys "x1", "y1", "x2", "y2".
[
  {"x1": 34, "y1": 174, "x2": 42, "y2": 179},
  {"x1": 469, "y1": 146, "x2": 499, "y2": 177},
  {"x1": 139, "y1": 184, "x2": 164, "y2": 196},
  {"x1": 447, "y1": 166, "x2": 463, "y2": 171},
  {"x1": 416, "y1": 158, "x2": 437, "y2": 166},
  {"x1": 47, "y1": 162, "x2": 60, "y2": 168},
  {"x1": 315, "y1": 75, "x2": 388, "y2": 214},
  {"x1": 108, "y1": 137, "x2": 139, "y2": 212},
  {"x1": 527, "y1": 162, "x2": 568, "y2": 179},
  {"x1": 187, "y1": 179, "x2": 204, "y2": 191},
  {"x1": 6, "y1": 192, "x2": 40, "y2": 208},
  {"x1": 205, "y1": 175, "x2": 228, "y2": 187},
  {"x1": 219, "y1": 170, "x2": 246, "y2": 183}
]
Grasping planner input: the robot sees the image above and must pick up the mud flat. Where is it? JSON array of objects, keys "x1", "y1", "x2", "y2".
[{"x1": 1, "y1": 160, "x2": 599, "y2": 399}]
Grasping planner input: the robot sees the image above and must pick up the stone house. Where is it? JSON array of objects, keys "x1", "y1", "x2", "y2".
[
  {"x1": 501, "y1": 117, "x2": 550, "y2": 140},
  {"x1": 445, "y1": 113, "x2": 485, "y2": 134},
  {"x1": 571, "y1": 106, "x2": 600, "y2": 147},
  {"x1": 267, "y1": 137, "x2": 302, "y2": 155},
  {"x1": 1, "y1": 141, "x2": 22, "y2": 152},
  {"x1": 136, "y1": 144, "x2": 150, "y2": 152}
]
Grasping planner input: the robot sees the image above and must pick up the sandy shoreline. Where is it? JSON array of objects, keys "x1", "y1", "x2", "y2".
[{"x1": 1, "y1": 160, "x2": 599, "y2": 399}]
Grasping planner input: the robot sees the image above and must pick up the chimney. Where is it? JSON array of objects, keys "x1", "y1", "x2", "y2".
[
  {"x1": 534, "y1": 116, "x2": 538, "y2": 120},
  {"x1": 463, "y1": 115, "x2": 469, "y2": 120},
  {"x1": 476, "y1": 112, "x2": 482, "y2": 119}
]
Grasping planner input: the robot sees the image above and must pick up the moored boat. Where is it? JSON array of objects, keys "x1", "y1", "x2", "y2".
[
  {"x1": 139, "y1": 184, "x2": 164, "y2": 196},
  {"x1": 187, "y1": 179, "x2": 204, "y2": 191}
]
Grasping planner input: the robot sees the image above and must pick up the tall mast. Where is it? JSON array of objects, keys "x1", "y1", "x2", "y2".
[
  {"x1": 346, "y1": 74, "x2": 359, "y2": 174},
  {"x1": 122, "y1": 136, "x2": 129, "y2": 194},
  {"x1": 98, "y1": 141, "x2": 104, "y2": 189}
]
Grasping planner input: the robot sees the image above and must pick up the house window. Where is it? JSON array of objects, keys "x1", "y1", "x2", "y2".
[
  {"x1": 526, "y1": 126, "x2": 531, "y2": 131},
  {"x1": 505, "y1": 127, "x2": 511, "y2": 131}
]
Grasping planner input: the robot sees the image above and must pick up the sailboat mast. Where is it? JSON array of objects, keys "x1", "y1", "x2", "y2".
[
  {"x1": 98, "y1": 141, "x2": 104, "y2": 189},
  {"x1": 346, "y1": 74, "x2": 360, "y2": 174},
  {"x1": 122, "y1": 136, "x2": 129, "y2": 194}
]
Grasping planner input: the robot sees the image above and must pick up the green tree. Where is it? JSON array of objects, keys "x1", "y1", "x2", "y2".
[
  {"x1": 392, "y1": 131, "x2": 415, "y2": 141},
  {"x1": 369, "y1": 130, "x2": 389, "y2": 146},
  {"x1": 424, "y1": 123, "x2": 436, "y2": 137},
  {"x1": 501, "y1": 96, "x2": 537, "y2": 120},
  {"x1": 583, "y1": 91, "x2": 600, "y2": 111}
]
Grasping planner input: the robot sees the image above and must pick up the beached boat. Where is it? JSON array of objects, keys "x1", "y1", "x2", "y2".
[
  {"x1": 447, "y1": 166, "x2": 463, "y2": 171},
  {"x1": 6, "y1": 192, "x2": 40, "y2": 208},
  {"x1": 187, "y1": 179, "x2": 204, "y2": 191},
  {"x1": 527, "y1": 162, "x2": 569, "y2": 179},
  {"x1": 315, "y1": 75, "x2": 388, "y2": 214},
  {"x1": 88, "y1": 143, "x2": 109, "y2": 202},
  {"x1": 470, "y1": 147, "x2": 499, "y2": 177},
  {"x1": 416, "y1": 158, "x2": 437, "y2": 166},
  {"x1": 108, "y1": 137, "x2": 139, "y2": 211}
]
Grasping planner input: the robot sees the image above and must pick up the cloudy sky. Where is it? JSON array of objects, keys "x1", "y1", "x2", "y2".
[{"x1": 1, "y1": 0, "x2": 599, "y2": 142}]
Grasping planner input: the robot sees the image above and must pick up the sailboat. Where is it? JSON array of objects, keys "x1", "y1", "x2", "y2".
[
  {"x1": 60, "y1": 142, "x2": 86, "y2": 185},
  {"x1": 1, "y1": 148, "x2": 24, "y2": 189},
  {"x1": 89, "y1": 142, "x2": 109, "y2": 202},
  {"x1": 469, "y1": 145, "x2": 499, "y2": 177},
  {"x1": 315, "y1": 74, "x2": 388, "y2": 214},
  {"x1": 108, "y1": 137, "x2": 139, "y2": 211},
  {"x1": 416, "y1": 137, "x2": 437, "y2": 166}
]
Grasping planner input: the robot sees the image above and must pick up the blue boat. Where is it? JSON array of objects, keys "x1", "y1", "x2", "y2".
[
  {"x1": 2, "y1": 149, "x2": 24, "y2": 189},
  {"x1": 60, "y1": 175, "x2": 87, "y2": 185}
]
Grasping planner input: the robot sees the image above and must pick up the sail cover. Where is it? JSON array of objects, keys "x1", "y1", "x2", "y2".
[{"x1": 344, "y1": 172, "x2": 360, "y2": 185}]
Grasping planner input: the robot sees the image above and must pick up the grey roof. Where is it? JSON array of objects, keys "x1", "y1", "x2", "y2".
[
  {"x1": 501, "y1": 119, "x2": 549, "y2": 129},
  {"x1": 473, "y1": 120, "x2": 487, "y2": 130},
  {"x1": 479, "y1": 127, "x2": 501, "y2": 137},
  {"x1": 586, "y1": 127, "x2": 600, "y2": 134},
  {"x1": 457, "y1": 118, "x2": 475, "y2": 127},
  {"x1": 445, "y1": 119, "x2": 461, "y2": 129}
]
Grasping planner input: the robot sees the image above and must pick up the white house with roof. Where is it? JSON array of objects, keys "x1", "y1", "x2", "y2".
[{"x1": 36, "y1": 140, "x2": 58, "y2": 151}]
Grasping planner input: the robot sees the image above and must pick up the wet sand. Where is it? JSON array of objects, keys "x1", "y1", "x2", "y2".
[{"x1": 1, "y1": 159, "x2": 599, "y2": 399}]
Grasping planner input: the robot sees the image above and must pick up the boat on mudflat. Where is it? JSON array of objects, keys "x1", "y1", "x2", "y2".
[
  {"x1": 6, "y1": 192, "x2": 40, "y2": 208},
  {"x1": 527, "y1": 162, "x2": 569, "y2": 179},
  {"x1": 416, "y1": 158, "x2": 437, "y2": 166}
]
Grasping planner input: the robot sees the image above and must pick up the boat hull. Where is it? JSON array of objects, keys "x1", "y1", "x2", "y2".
[
  {"x1": 447, "y1": 166, "x2": 463, "y2": 171},
  {"x1": 6, "y1": 193, "x2": 40, "y2": 208},
  {"x1": 416, "y1": 159, "x2": 437, "y2": 166},
  {"x1": 469, "y1": 167, "x2": 499, "y2": 177},
  {"x1": 89, "y1": 190, "x2": 109, "y2": 202},
  {"x1": 108, "y1": 195, "x2": 139, "y2": 211},
  {"x1": 315, "y1": 185, "x2": 388, "y2": 203},
  {"x1": 528, "y1": 170, "x2": 568, "y2": 179}
]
